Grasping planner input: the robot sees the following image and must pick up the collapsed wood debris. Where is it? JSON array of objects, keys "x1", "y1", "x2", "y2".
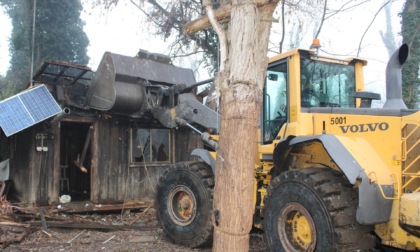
[{"x1": 0, "y1": 197, "x2": 156, "y2": 248}]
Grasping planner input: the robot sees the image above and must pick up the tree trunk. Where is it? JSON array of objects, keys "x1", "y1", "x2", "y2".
[{"x1": 212, "y1": 1, "x2": 278, "y2": 251}]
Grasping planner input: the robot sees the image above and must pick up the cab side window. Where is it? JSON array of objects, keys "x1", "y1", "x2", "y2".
[{"x1": 263, "y1": 61, "x2": 288, "y2": 144}]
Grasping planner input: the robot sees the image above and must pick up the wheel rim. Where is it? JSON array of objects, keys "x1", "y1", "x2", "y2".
[
  {"x1": 278, "y1": 203, "x2": 316, "y2": 252},
  {"x1": 167, "y1": 185, "x2": 197, "y2": 226}
]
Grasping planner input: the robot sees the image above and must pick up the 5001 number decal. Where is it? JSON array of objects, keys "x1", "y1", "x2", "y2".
[{"x1": 330, "y1": 117, "x2": 346, "y2": 125}]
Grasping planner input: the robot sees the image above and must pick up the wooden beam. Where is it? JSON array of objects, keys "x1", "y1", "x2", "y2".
[
  {"x1": 30, "y1": 221, "x2": 157, "y2": 231},
  {"x1": 184, "y1": 4, "x2": 232, "y2": 34},
  {"x1": 57, "y1": 200, "x2": 151, "y2": 213},
  {"x1": 184, "y1": 0, "x2": 279, "y2": 34}
]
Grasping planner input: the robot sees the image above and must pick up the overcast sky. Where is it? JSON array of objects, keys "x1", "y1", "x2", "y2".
[
  {"x1": 0, "y1": 0, "x2": 406, "y2": 105},
  {"x1": 80, "y1": 1, "x2": 169, "y2": 71}
]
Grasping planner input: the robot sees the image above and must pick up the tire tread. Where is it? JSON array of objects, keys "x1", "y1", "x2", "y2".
[
  {"x1": 155, "y1": 161, "x2": 214, "y2": 248},
  {"x1": 264, "y1": 168, "x2": 375, "y2": 251}
]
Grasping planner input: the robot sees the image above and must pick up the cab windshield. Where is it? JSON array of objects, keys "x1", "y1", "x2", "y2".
[{"x1": 300, "y1": 55, "x2": 356, "y2": 108}]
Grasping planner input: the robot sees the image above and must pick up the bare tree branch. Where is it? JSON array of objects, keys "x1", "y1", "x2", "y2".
[
  {"x1": 325, "y1": 0, "x2": 371, "y2": 20},
  {"x1": 171, "y1": 50, "x2": 207, "y2": 58},
  {"x1": 279, "y1": 0, "x2": 285, "y2": 53},
  {"x1": 314, "y1": 0, "x2": 327, "y2": 39},
  {"x1": 203, "y1": 0, "x2": 227, "y2": 72},
  {"x1": 357, "y1": 0, "x2": 393, "y2": 56},
  {"x1": 130, "y1": 0, "x2": 163, "y2": 28}
]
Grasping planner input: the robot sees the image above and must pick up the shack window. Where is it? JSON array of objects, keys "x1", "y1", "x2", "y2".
[{"x1": 130, "y1": 128, "x2": 172, "y2": 163}]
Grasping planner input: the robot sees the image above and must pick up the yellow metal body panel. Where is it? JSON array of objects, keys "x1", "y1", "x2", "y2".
[
  {"x1": 287, "y1": 52, "x2": 301, "y2": 124},
  {"x1": 313, "y1": 113, "x2": 403, "y2": 180},
  {"x1": 400, "y1": 192, "x2": 420, "y2": 227},
  {"x1": 354, "y1": 61, "x2": 366, "y2": 107},
  {"x1": 376, "y1": 203, "x2": 419, "y2": 250},
  {"x1": 334, "y1": 135, "x2": 395, "y2": 184},
  {"x1": 268, "y1": 49, "x2": 299, "y2": 64}
]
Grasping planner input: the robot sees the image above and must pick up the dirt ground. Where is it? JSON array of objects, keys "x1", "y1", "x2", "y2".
[{"x1": 1, "y1": 206, "x2": 266, "y2": 252}]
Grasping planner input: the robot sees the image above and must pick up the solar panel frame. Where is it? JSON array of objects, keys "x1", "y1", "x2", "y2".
[{"x1": 0, "y1": 85, "x2": 62, "y2": 137}]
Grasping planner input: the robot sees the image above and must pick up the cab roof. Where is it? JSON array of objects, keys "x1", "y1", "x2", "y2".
[{"x1": 268, "y1": 48, "x2": 368, "y2": 66}]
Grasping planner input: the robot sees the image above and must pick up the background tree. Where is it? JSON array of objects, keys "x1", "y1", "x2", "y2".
[
  {"x1": 400, "y1": 0, "x2": 419, "y2": 109},
  {"x1": 357, "y1": 0, "x2": 394, "y2": 57},
  {"x1": 92, "y1": 0, "x2": 220, "y2": 75},
  {"x1": 0, "y1": 0, "x2": 89, "y2": 94},
  {"x1": 0, "y1": 74, "x2": 13, "y2": 98},
  {"x1": 380, "y1": 1, "x2": 397, "y2": 57}
]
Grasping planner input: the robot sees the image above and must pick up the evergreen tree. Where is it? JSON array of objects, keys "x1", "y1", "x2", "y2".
[
  {"x1": 0, "y1": 0, "x2": 89, "y2": 93},
  {"x1": 400, "y1": 0, "x2": 419, "y2": 109}
]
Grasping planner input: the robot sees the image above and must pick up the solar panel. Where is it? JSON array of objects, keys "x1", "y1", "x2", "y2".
[{"x1": 0, "y1": 85, "x2": 62, "y2": 137}]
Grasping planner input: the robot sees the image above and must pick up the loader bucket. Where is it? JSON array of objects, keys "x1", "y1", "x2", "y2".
[{"x1": 87, "y1": 51, "x2": 196, "y2": 115}]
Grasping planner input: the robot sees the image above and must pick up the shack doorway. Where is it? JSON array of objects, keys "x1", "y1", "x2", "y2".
[{"x1": 60, "y1": 122, "x2": 92, "y2": 201}]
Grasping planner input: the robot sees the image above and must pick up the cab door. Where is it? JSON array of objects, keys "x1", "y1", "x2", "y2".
[{"x1": 262, "y1": 59, "x2": 288, "y2": 144}]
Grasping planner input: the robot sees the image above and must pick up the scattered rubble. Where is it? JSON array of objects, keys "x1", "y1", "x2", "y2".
[{"x1": 0, "y1": 198, "x2": 266, "y2": 251}]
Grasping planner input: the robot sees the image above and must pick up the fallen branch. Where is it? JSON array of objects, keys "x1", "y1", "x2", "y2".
[
  {"x1": 42, "y1": 229, "x2": 52, "y2": 238},
  {"x1": 0, "y1": 221, "x2": 30, "y2": 228},
  {"x1": 67, "y1": 229, "x2": 86, "y2": 243},
  {"x1": 103, "y1": 235, "x2": 116, "y2": 244}
]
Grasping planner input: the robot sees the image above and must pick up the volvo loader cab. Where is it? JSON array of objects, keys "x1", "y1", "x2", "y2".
[{"x1": 261, "y1": 48, "x2": 367, "y2": 145}]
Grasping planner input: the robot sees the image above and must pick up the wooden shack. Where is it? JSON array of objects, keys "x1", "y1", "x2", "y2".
[{"x1": 4, "y1": 52, "x2": 204, "y2": 206}]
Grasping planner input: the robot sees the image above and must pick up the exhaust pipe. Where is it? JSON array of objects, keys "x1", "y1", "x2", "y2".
[
  {"x1": 50, "y1": 107, "x2": 71, "y2": 124},
  {"x1": 383, "y1": 44, "x2": 409, "y2": 109},
  {"x1": 62, "y1": 107, "x2": 71, "y2": 115}
]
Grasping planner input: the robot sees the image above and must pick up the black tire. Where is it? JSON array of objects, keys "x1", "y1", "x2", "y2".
[
  {"x1": 263, "y1": 168, "x2": 375, "y2": 252},
  {"x1": 155, "y1": 161, "x2": 214, "y2": 247}
]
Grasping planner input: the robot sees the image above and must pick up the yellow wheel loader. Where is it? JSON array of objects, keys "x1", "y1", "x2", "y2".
[{"x1": 153, "y1": 44, "x2": 420, "y2": 251}]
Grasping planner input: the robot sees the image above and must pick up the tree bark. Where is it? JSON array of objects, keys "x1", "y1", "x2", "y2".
[{"x1": 211, "y1": 1, "x2": 278, "y2": 251}]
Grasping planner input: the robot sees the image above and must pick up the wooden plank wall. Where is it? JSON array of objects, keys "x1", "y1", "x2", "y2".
[
  {"x1": 8, "y1": 124, "x2": 58, "y2": 205},
  {"x1": 34, "y1": 128, "x2": 56, "y2": 205},
  {"x1": 9, "y1": 128, "x2": 33, "y2": 203},
  {"x1": 92, "y1": 117, "x2": 163, "y2": 203},
  {"x1": 7, "y1": 116, "x2": 203, "y2": 205},
  {"x1": 92, "y1": 117, "x2": 202, "y2": 203}
]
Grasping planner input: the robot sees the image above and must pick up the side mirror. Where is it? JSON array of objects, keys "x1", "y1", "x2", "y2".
[{"x1": 268, "y1": 73, "x2": 278, "y2": 81}]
